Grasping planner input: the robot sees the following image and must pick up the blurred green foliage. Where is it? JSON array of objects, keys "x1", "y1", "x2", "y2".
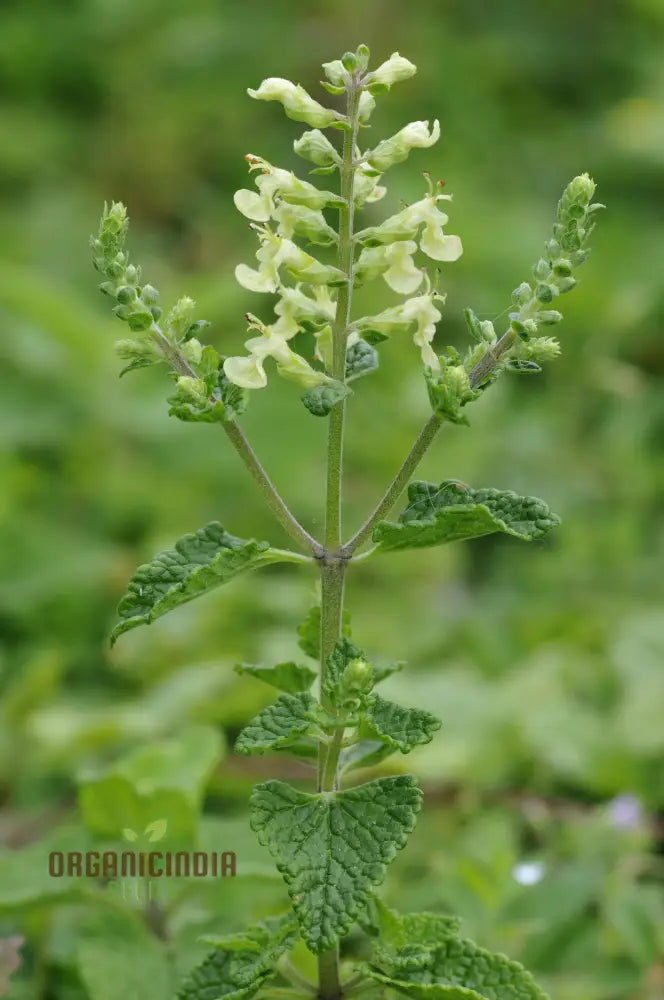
[{"x1": 1, "y1": 1, "x2": 664, "y2": 998}]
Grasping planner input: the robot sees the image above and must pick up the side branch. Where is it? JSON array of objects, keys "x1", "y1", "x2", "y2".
[
  {"x1": 342, "y1": 414, "x2": 442, "y2": 555},
  {"x1": 342, "y1": 325, "x2": 518, "y2": 555},
  {"x1": 223, "y1": 420, "x2": 323, "y2": 556}
]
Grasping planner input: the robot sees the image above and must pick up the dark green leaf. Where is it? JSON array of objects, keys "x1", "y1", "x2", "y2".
[
  {"x1": 234, "y1": 661, "x2": 317, "y2": 693},
  {"x1": 178, "y1": 912, "x2": 298, "y2": 1000},
  {"x1": 361, "y1": 693, "x2": 441, "y2": 754},
  {"x1": 297, "y1": 605, "x2": 352, "y2": 659},
  {"x1": 369, "y1": 933, "x2": 549, "y2": 1000},
  {"x1": 111, "y1": 522, "x2": 278, "y2": 643},
  {"x1": 374, "y1": 481, "x2": 560, "y2": 552},
  {"x1": 250, "y1": 775, "x2": 422, "y2": 952},
  {"x1": 234, "y1": 692, "x2": 318, "y2": 755}
]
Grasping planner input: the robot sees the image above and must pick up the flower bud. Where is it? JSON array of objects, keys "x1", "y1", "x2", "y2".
[
  {"x1": 321, "y1": 59, "x2": 347, "y2": 87},
  {"x1": 366, "y1": 120, "x2": 440, "y2": 172},
  {"x1": 535, "y1": 282, "x2": 556, "y2": 304},
  {"x1": 358, "y1": 91, "x2": 376, "y2": 123},
  {"x1": 563, "y1": 173, "x2": 596, "y2": 208},
  {"x1": 356, "y1": 44, "x2": 370, "y2": 72},
  {"x1": 182, "y1": 338, "x2": 203, "y2": 366},
  {"x1": 141, "y1": 284, "x2": 159, "y2": 305},
  {"x1": 116, "y1": 285, "x2": 136, "y2": 304},
  {"x1": 172, "y1": 375, "x2": 208, "y2": 405},
  {"x1": 426, "y1": 361, "x2": 479, "y2": 424},
  {"x1": 341, "y1": 51, "x2": 358, "y2": 71},
  {"x1": 293, "y1": 129, "x2": 341, "y2": 167},
  {"x1": 536, "y1": 310, "x2": 563, "y2": 325},
  {"x1": 552, "y1": 258, "x2": 573, "y2": 277},
  {"x1": 367, "y1": 52, "x2": 417, "y2": 90},
  {"x1": 340, "y1": 658, "x2": 374, "y2": 696},
  {"x1": 125, "y1": 264, "x2": 140, "y2": 285},
  {"x1": 248, "y1": 78, "x2": 338, "y2": 128},
  {"x1": 511, "y1": 282, "x2": 532, "y2": 306},
  {"x1": 126, "y1": 309, "x2": 153, "y2": 332}
]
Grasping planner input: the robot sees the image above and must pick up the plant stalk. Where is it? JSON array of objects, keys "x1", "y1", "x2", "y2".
[
  {"x1": 317, "y1": 73, "x2": 363, "y2": 1000},
  {"x1": 223, "y1": 420, "x2": 323, "y2": 556},
  {"x1": 342, "y1": 414, "x2": 442, "y2": 555},
  {"x1": 342, "y1": 325, "x2": 519, "y2": 555}
]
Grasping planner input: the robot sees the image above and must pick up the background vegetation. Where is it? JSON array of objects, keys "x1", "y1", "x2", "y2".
[{"x1": 1, "y1": 1, "x2": 663, "y2": 998}]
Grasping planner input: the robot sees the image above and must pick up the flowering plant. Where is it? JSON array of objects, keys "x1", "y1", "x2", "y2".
[{"x1": 91, "y1": 44, "x2": 602, "y2": 1000}]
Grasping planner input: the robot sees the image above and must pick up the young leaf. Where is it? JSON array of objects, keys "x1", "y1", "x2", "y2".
[
  {"x1": 301, "y1": 379, "x2": 351, "y2": 416},
  {"x1": 178, "y1": 912, "x2": 298, "y2": 1000},
  {"x1": 374, "y1": 481, "x2": 560, "y2": 552},
  {"x1": 297, "y1": 605, "x2": 352, "y2": 659},
  {"x1": 337, "y1": 738, "x2": 398, "y2": 774},
  {"x1": 234, "y1": 692, "x2": 318, "y2": 755},
  {"x1": 169, "y1": 362, "x2": 249, "y2": 424},
  {"x1": 249, "y1": 775, "x2": 422, "y2": 953},
  {"x1": 361, "y1": 693, "x2": 442, "y2": 754},
  {"x1": 368, "y1": 934, "x2": 550, "y2": 1000},
  {"x1": 373, "y1": 660, "x2": 406, "y2": 683},
  {"x1": 234, "y1": 661, "x2": 317, "y2": 693},
  {"x1": 111, "y1": 522, "x2": 281, "y2": 644},
  {"x1": 359, "y1": 895, "x2": 460, "y2": 944},
  {"x1": 324, "y1": 636, "x2": 367, "y2": 702},
  {"x1": 346, "y1": 338, "x2": 379, "y2": 381}
]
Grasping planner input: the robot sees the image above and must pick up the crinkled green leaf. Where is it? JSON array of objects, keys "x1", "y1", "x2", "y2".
[
  {"x1": 178, "y1": 912, "x2": 297, "y2": 1000},
  {"x1": 369, "y1": 934, "x2": 549, "y2": 1000},
  {"x1": 374, "y1": 481, "x2": 560, "y2": 552},
  {"x1": 346, "y1": 338, "x2": 379, "y2": 381},
  {"x1": 361, "y1": 693, "x2": 441, "y2": 754},
  {"x1": 234, "y1": 692, "x2": 318, "y2": 755},
  {"x1": 234, "y1": 661, "x2": 317, "y2": 693},
  {"x1": 78, "y1": 725, "x2": 222, "y2": 842},
  {"x1": 324, "y1": 636, "x2": 366, "y2": 702},
  {"x1": 170, "y1": 363, "x2": 249, "y2": 424},
  {"x1": 359, "y1": 896, "x2": 461, "y2": 950},
  {"x1": 337, "y1": 739, "x2": 398, "y2": 774},
  {"x1": 76, "y1": 909, "x2": 174, "y2": 1000},
  {"x1": 111, "y1": 522, "x2": 277, "y2": 643},
  {"x1": 119, "y1": 356, "x2": 160, "y2": 378},
  {"x1": 301, "y1": 379, "x2": 351, "y2": 416},
  {"x1": 373, "y1": 660, "x2": 406, "y2": 684},
  {"x1": 297, "y1": 605, "x2": 352, "y2": 659},
  {"x1": 249, "y1": 775, "x2": 422, "y2": 953},
  {"x1": 425, "y1": 365, "x2": 480, "y2": 425}
]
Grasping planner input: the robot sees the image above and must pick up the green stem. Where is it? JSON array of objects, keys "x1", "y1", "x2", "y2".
[
  {"x1": 151, "y1": 324, "x2": 321, "y2": 556},
  {"x1": 223, "y1": 420, "x2": 323, "y2": 557},
  {"x1": 325, "y1": 80, "x2": 362, "y2": 551},
  {"x1": 317, "y1": 72, "x2": 363, "y2": 1000},
  {"x1": 341, "y1": 322, "x2": 520, "y2": 555},
  {"x1": 467, "y1": 326, "x2": 517, "y2": 389},
  {"x1": 342, "y1": 413, "x2": 442, "y2": 555}
]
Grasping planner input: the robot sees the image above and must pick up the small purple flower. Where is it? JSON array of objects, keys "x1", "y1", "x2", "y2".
[{"x1": 607, "y1": 793, "x2": 644, "y2": 831}]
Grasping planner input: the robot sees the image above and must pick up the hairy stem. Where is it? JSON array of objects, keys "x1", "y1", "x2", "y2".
[
  {"x1": 342, "y1": 414, "x2": 442, "y2": 555},
  {"x1": 467, "y1": 326, "x2": 516, "y2": 389},
  {"x1": 150, "y1": 325, "x2": 321, "y2": 556},
  {"x1": 223, "y1": 420, "x2": 323, "y2": 556},
  {"x1": 325, "y1": 78, "x2": 362, "y2": 551},
  {"x1": 317, "y1": 73, "x2": 362, "y2": 1000},
  {"x1": 342, "y1": 325, "x2": 519, "y2": 555}
]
